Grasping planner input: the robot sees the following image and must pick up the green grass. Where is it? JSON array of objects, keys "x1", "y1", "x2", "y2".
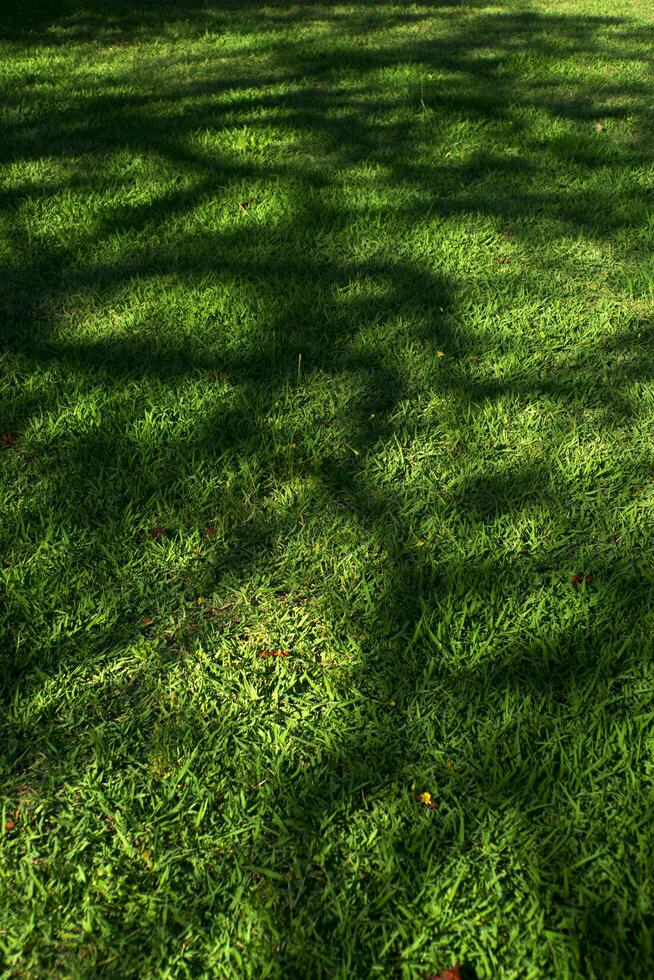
[{"x1": 1, "y1": 0, "x2": 654, "y2": 975}]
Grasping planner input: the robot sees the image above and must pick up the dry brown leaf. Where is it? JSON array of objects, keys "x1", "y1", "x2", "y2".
[{"x1": 236, "y1": 198, "x2": 261, "y2": 211}]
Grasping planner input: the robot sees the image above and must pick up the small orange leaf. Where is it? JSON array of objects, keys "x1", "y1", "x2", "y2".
[
  {"x1": 139, "y1": 616, "x2": 155, "y2": 628},
  {"x1": 415, "y1": 791, "x2": 438, "y2": 809},
  {"x1": 259, "y1": 649, "x2": 291, "y2": 658},
  {"x1": 4, "y1": 819, "x2": 15, "y2": 832}
]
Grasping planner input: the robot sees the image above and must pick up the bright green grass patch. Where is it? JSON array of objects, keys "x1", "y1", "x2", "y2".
[{"x1": 1, "y1": 0, "x2": 654, "y2": 976}]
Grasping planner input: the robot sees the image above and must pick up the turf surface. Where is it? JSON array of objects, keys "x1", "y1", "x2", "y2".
[{"x1": 1, "y1": 0, "x2": 654, "y2": 976}]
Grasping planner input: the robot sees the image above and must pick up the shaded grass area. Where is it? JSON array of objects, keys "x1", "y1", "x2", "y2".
[{"x1": 1, "y1": 0, "x2": 654, "y2": 975}]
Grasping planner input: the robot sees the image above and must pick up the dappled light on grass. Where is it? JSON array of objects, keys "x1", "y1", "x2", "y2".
[{"x1": 1, "y1": 0, "x2": 654, "y2": 976}]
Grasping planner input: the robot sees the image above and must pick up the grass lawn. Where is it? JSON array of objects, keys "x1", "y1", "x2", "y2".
[{"x1": 1, "y1": 0, "x2": 654, "y2": 975}]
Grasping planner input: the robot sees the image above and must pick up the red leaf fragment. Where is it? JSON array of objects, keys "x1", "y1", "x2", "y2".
[
  {"x1": 571, "y1": 572, "x2": 594, "y2": 589},
  {"x1": 204, "y1": 527, "x2": 219, "y2": 539},
  {"x1": 147, "y1": 527, "x2": 167, "y2": 538},
  {"x1": 426, "y1": 965, "x2": 462, "y2": 980},
  {"x1": 259, "y1": 649, "x2": 291, "y2": 658},
  {"x1": 4, "y1": 819, "x2": 15, "y2": 832},
  {"x1": 1, "y1": 431, "x2": 14, "y2": 447}
]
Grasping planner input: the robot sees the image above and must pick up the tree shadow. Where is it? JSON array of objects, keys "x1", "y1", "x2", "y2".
[{"x1": 2, "y1": 1, "x2": 654, "y2": 975}]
